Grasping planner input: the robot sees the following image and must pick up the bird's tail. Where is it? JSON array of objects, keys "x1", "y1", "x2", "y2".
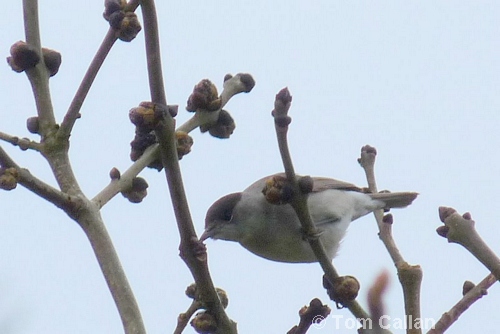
[{"x1": 370, "y1": 192, "x2": 418, "y2": 209}]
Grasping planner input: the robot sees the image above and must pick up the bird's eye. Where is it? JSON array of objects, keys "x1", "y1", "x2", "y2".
[{"x1": 222, "y1": 210, "x2": 232, "y2": 222}]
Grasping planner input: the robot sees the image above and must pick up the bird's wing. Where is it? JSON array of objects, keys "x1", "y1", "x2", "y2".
[
  {"x1": 244, "y1": 173, "x2": 362, "y2": 193},
  {"x1": 310, "y1": 177, "x2": 362, "y2": 192}
]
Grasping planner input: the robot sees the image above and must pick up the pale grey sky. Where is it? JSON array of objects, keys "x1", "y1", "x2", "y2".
[{"x1": 1, "y1": 1, "x2": 500, "y2": 333}]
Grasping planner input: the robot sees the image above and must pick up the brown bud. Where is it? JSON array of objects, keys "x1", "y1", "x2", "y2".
[
  {"x1": 275, "y1": 87, "x2": 292, "y2": 106},
  {"x1": 361, "y1": 145, "x2": 377, "y2": 156},
  {"x1": 324, "y1": 275, "x2": 360, "y2": 306},
  {"x1": 42, "y1": 48, "x2": 62, "y2": 76},
  {"x1": 129, "y1": 102, "x2": 164, "y2": 131},
  {"x1": 462, "y1": 212, "x2": 472, "y2": 220},
  {"x1": 108, "y1": 10, "x2": 125, "y2": 29},
  {"x1": 26, "y1": 117, "x2": 40, "y2": 134},
  {"x1": 186, "y1": 79, "x2": 220, "y2": 112},
  {"x1": 117, "y1": 12, "x2": 142, "y2": 42},
  {"x1": 237, "y1": 73, "x2": 256, "y2": 93},
  {"x1": 0, "y1": 167, "x2": 20, "y2": 191},
  {"x1": 204, "y1": 109, "x2": 235, "y2": 139},
  {"x1": 262, "y1": 175, "x2": 292, "y2": 205},
  {"x1": 176, "y1": 131, "x2": 194, "y2": 159},
  {"x1": 17, "y1": 138, "x2": 31, "y2": 151},
  {"x1": 7, "y1": 41, "x2": 40, "y2": 73},
  {"x1": 298, "y1": 176, "x2": 314, "y2": 194},
  {"x1": 132, "y1": 177, "x2": 148, "y2": 192},
  {"x1": 272, "y1": 87, "x2": 292, "y2": 119},
  {"x1": 382, "y1": 214, "x2": 393, "y2": 225},
  {"x1": 273, "y1": 114, "x2": 292, "y2": 128},
  {"x1": 335, "y1": 276, "x2": 360, "y2": 302},
  {"x1": 223, "y1": 73, "x2": 233, "y2": 82},
  {"x1": 103, "y1": 0, "x2": 126, "y2": 21},
  {"x1": 438, "y1": 206, "x2": 456, "y2": 223},
  {"x1": 436, "y1": 225, "x2": 449, "y2": 238},
  {"x1": 296, "y1": 298, "x2": 331, "y2": 330},
  {"x1": 216, "y1": 288, "x2": 229, "y2": 309},
  {"x1": 109, "y1": 167, "x2": 121, "y2": 180},
  {"x1": 121, "y1": 177, "x2": 148, "y2": 203},
  {"x1": 167, "y1": 104, "x2": 179, "y2": 117},
  {"x1": 185, "y1": 283, "x2": 197, "y2": 299},
  {"x1": 462, "y1": 280, "x2": 475, "y2": 296},
  {"x1": 190, "y1": 312, "x2": 217, "y2": 334}
]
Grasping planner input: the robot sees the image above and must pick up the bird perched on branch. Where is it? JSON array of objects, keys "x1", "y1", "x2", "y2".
[{"x1": 201, "y1": 174, "x2": 417, "y2": 263}]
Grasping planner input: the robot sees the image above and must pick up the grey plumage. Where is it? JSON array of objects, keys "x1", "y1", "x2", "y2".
[{"x1": 202, "y1": 174, "x2": 418, "y2": 263}]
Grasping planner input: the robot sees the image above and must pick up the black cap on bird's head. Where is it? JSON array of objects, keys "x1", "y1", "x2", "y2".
[{"x1": 201, "y1": 192, "x2": 242, "y2": 241}]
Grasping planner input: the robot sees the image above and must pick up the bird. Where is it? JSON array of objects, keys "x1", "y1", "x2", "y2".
[{"x1": 201, "y1": 173, "x2": 418, "y2": 263}]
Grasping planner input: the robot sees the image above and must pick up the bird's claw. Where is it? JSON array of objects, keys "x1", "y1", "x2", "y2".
[{"x1": 301, "y1": 228, "x2": 323, "y2": 241}]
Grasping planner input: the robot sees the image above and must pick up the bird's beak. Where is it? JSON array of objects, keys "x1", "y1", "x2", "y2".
[
  {"x1": 200, "y1": 230, "x2": 210, "y2": 241},
  {"x1": 199, "y1": 229, "x2": 211, "y2": 242}
]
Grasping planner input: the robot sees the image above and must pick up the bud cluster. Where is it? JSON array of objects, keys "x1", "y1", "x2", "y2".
[
  {"x1": 129, "y1": 102, "x2": 183, "y2": 169},
  {"x1": 0, "y1": 167, "x2": 19, "y2": 191},
  {"x1": 103, "y1": 0, "x2": 141, "y2": 42},
  {"x1": 184, "y1": 283, "x2": 229, "y2": 333},
  {"x1": 121, "y1": 176, "x2": 148, "y2": 203},
  {"x1": 7, "y1": 41, "x2": 61, "y2": 76},
  {"x1": 323, "y1": 275, "x2": 360, "y2": 307}
]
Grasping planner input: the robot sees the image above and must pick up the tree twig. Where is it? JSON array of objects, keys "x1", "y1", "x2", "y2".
[
  {"x1": 428, "y1": 274, "x2": 496, "y2": 334},
  {"x1": 359, "y1": 146, "x2": 423, "y2": 334},
  {"x1": 287, "y1": 298, "x2": 331, "y2": 334},
  {"x1": 0, "y1": 132, "x2": 42, "y2": 151},
  {"x1": 140, "y1": 0, "x2": 236, "y2": 332},
  {"x1": 58, "y1": 28, "x2": 118, "y2": 140},
  {"x1": 22, "y1": 0, "x2": 56, "y2": 135},
  {"x1": 437, "y1": 207, "x2": 500, "y2": 280},
  {"x1": 271, "y1": 87, "x2": 370, "y2": 321},
  {"x1": 0, "y1": 146, "x2": 72, "y2": 210},
  {"x1": 17, "y1": 2, "x2": 147, "y2": 332}
]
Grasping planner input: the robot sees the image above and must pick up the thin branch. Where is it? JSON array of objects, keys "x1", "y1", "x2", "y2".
[
  {"x1": 359, "y1": 146, "x2": 423, "y2": 334},
  {"x1": 176, "y1": 74, "x2": 255, "y2": 133},
  {"x1": 438, "y1": 207, "x2": 500, "y2": 280},
  {"x1": 0, "y1": 146, "x2": 72, "y2": 211},
  {"x1": 398, "y1": 262, "x2": 423, "y2": 334},
  {"x1": 23, "y1": 0, "x2": 56, "y2": 135},
  {"x1": 140, "y1": 0, "x2": 236, "y2": 332},
  {"x1": 287, "y1": 299, "x2": 331, "y2": 334},
  {"x1": 0, "y1": 132, "x2": 42, "y2": 151},
  {"x1": 77, "y1": 207, "x2": 146, "y2": 334},
  {"x1": 92, "y1": 144, "x2": 158, "y2": 208},
  {"x1": 428, "y1": 274, "x2": 496, "y2": 334},
  {"x1": 58, "y1": 28, "x2": 118, "y2": 140},
  {"x1": 94, "y1": 73, "x2": 254, "y2": 207},
  {"x1": 271, "y1": 87, "x2": 370, "y2": 321},
  {"x1": 358, "y1": 146, "x2": 405, "y2": 265},
  {"x1": 17, "y1": 2, "x2": 147, "y2": 332},
  {"x1": 174, "y1": 300, "x2": 203, "y2": 334}
]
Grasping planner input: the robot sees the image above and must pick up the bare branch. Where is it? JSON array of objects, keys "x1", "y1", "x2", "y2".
[
  {"x1": 58, "y1": 29, "x2": 118, "y2": 140},
  {"x1": 140, "y1": 0, "x2": 236, "y2": 332},
  {"x1": 359, "y1": 145, "x2": 423, "y2": 334},
  {"x1": 0, "y1": 132, "x2": 42, "y2": 151},
  {"x1": 287, "y1": 298, "x2": 331, "y2": 334},
  {"x1": 437, "y1": 207, "x2": 500, "y2": 280},
  {"x1": 176, "y1": 73, "x2": 255, "y2": 134},
  {"x1": 358, "y1": 146, "x2": 405, "y2": 265},
  {"x1": 428, "y1": 274, "x2": 496, "y2": 334},
  {"x1": 22, "y1": 0, "x2": 56, "y2": 134},
  {"x1": 0, "y1": 146, "x2": 71, "y2": 210},
  {"x1": 271, "y1": 87, "x2": 370, "y2": 321}
]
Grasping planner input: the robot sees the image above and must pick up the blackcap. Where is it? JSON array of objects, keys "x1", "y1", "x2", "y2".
[{"x1": 201, "y1": 174, "x2": 417, "y2": 263}]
